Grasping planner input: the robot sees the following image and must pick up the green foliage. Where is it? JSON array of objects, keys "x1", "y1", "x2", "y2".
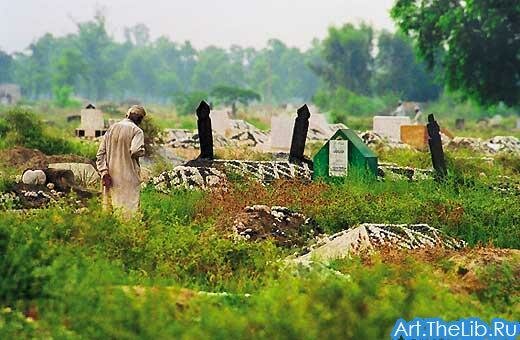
[
  {"x1": 312, "y1": 23, "x2": 374, "y2": 95},
  {"x1": 174, "y1": 91, "x2": 208, "y2": 116},
  {"x1": 0, "y1": 50, "x2": 13, "y2": 83},
  {"x1": 0, "y1": 167, "x2": 518, "y2": 336},
  {"x1": 0, "y1": 220, "x2": 56, "y2": 305},
  {"x1": 211, "y1": 85, "x2": 261, "y2": 107},
  {"x1": 374, "y1": 31, "x2": 441, "y2": 101},
  {"x1": 309, "y1": 172, "x2": 519, "y2": 249},
  {"x1": 8, "y1": 18, "x2": 319, "y2": 104},
  {"x1": 314, "y1": 87, "x2": 397, "y2": 123},
  {"x1": 0, "y1": 107, "x2": 96, "y2": 157},
  {"x1": 391, "y1": 0, "x2": 520, "y2": 106},
  {"x1": 426, "y1": 93, "x2": 518, "y2": 120},
  {"x1": 52, "y1": 85, "x2": 81, "y2": 108},
  {"x1": 139, "y1": 115, "x2": 163, "y2": 156}
]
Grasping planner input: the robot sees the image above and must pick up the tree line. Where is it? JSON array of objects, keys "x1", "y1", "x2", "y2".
[{"x1": 0, "y1": 13, "x2": 445, "y2": 110}]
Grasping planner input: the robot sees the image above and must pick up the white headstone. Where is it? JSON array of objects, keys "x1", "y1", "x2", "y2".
[
  {"x1": 211, "y1": 110, "x2": 232, "y2": 136},
  {"x1": 270, "y1": 115, "x2": 295, "y2": 151},
  {"x1": 310, "y1": 113, "x2": 329, "y2": 132},
  {"x1": 22, "y1": 170, "x2": 46, "y2": 185},
  {"x1": 329, "y1": 140, "x2": 348, "y2": 177},
  {"x1": 516, "y1": 118, "x2": 520, "y2": 129},
  {"x1": 373, "y1": 116, "x2": 411, "y2": 142},
  {"x1": 80, "y1": 108, "x2": 105, "y2": 137}
]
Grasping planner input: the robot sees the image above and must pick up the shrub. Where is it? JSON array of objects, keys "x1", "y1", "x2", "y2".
[
  {"x1": 313, "y1": 87, "x2": 397, "y2": 123},
  {"x1": 0, "y1": 107, "x2": 96, "y2": 158}
]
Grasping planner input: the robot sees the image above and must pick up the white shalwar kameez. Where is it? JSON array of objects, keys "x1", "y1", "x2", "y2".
[{"x1": 96, "y1": 118, "x2": 145, "y2": 217}]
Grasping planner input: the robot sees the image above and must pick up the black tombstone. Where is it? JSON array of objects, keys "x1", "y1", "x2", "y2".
[
  {"x1": 427, "y1": 114, "x2": 447, "y2": 180},
  {"x1": 289, "y1": 104, "x2": 311, "y2": 163},
  {"x1": 196, "y1": 100, "x2": 213, "y2": 160}
]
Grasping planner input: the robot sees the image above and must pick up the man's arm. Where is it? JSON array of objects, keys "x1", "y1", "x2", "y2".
[
  {"x1": 130, "y1": 129, "x2": 145, "y2": 159},
  {"x1": 96, "y1": 133, "x2": 109, "y2": 177}
]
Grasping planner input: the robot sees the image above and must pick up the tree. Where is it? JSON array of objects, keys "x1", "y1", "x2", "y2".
[
  {"x1": 124, "y1": 23, "x2": 151, "y2": 47},
  {"x1": 391, "y1": 0, "x2": 520, "y2": 106},
  {"x1": 174, "y1": 91, "x2": 208, "y2": 116},
  {"x1": 374, "y1": 31, "x2": 441, "y2": 101},
  {"x1": 0, "y1": 50, "x2": 13, "y2": 83},
  {"x1": 210, "y1": 85, "x2": 261, "y2": 116},
  {"x1": 74, "y1": 12, "x2": 114, "y2": 100},
  {"x1": 312, "y1": 24, "x2": 374, "y2": 95}
]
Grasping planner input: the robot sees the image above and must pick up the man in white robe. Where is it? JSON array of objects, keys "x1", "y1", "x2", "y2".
[{"x1": 96, "y1": 105, "x2": 146, "y2": 217}]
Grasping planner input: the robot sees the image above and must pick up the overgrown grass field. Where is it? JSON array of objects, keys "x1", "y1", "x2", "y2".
[{"x1": 0, "y1": 106, "x2": 518, "y2": 338}]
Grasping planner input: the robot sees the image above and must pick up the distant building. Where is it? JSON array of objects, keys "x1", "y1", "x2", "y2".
[
  {"x1": 0, "y1": 84, "x2": 22, "y2": 105},
  {"x1": 75, "y1": 104, "x2": 107, "y2": 138}
]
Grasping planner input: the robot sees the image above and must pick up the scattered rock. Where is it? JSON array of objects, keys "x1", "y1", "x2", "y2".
[
  {"x1": 358, "y1": 130, "x2": 411, "y2": 150},
  {"x1": 378, "y1": 163, "x2": 434, "y2": 181},
  {"x1": 293, "y1": 223, "x2": 466, "y2": 264},
  {"x1": 448, "y1": 136, "x2": 520, "y2": 154},
  {"x1": 233, "y1": 205, "x2": 323, "y2": 247}
]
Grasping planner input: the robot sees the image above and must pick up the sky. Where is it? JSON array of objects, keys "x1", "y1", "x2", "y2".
[{"x1": 1, "y1": 0, "x2": 396, "y2": 53}]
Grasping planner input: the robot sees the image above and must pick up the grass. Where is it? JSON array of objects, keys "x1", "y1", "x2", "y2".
[
  {"x1": 0, "y1": 193, "x2": 517, "y2": 337},
  {"x1": 0, "y1": 103, "x2": 519, "y2": 337}
]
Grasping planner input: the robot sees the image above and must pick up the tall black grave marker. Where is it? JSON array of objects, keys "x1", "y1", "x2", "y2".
[
  {"x1": 289, "y1": 104, "x2": 311, "y2": 163},
  {"x1": 196, "y1": 100, "x2": 213, "y2": 160},
  {"x1": 427, "y1": 114, "x2": 447, "y2": 180}
]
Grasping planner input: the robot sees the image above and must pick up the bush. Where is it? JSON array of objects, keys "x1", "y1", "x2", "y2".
[
  {"x1": 140, "y1": 116, "x2": 163, "y2": 156},
  {"x1": 52, "y1": 86, "x2": 81, "y2": 109},
  {"x1": 314, "y1": 87, "x2": 397, "y2": 123},
  {"x1": 0, "y1": 107, "x2": 96, "y2": 158},
  {"x1": 173, "y1": 91, "x2": 208, "y2": 116}
]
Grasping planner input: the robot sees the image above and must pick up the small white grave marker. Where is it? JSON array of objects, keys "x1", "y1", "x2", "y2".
[
  {"x1": 373, "y1": 116, "x2": 411, "y2": 142},
  {"x1": 211, "y1": 110, "x2": 232, "y2": 136},
  {"x1": 270, "y1": 115, "x2": 295, "y2": 151},
  {"x1": 329, "y1": 140, "x2": 348, "y2": 177}
]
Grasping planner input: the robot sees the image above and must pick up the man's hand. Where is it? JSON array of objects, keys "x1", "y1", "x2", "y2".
[{"x1": 102, "y1": 174, "x2": 113, "y2": 188}]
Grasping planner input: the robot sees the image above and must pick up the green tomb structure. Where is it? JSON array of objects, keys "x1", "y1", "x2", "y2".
[{"x1": 313, "y1": 129, "x2": 378, "y2": 179}]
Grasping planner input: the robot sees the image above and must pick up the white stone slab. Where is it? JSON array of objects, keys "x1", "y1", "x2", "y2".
[
  {"x1": 211, "y1": 110, "x2": 232, "y2": 136},
  {"x1": 48, "y1": 163, "x2": 99, "y2": 187},
  {"x1": 329, "y1": 140, "x2": 348, "y2": 177},
  {"x1": 270, "y1": 115, "x2": 295, "y2": 151},
  {"x1": 373, "y1": 116, "x2": 411, "y2": 142}
]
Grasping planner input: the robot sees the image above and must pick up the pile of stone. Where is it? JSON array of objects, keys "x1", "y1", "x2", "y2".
[
  {"x1": 358, "y1": 130, "x2": 411, "y2": 150},
  {"x1": 150, "y1": 166, "x2": 226, "y2": 193},
  {"x1": 163, "y1": 122, "x2": 269, "y2": 149},
  {"x1": 163, "y1": 129, "x2": 229, "y2": 149},
  {"x1": 489, "y1": 176, "x2": 520, "y2": 195},
  {"x1": 448, "y1": 136, "x2": 520, "y2": 154},
  {"x1": 233, "y1": 205, "x2": 323, "y2": 247},
  {"x1": 293, "y1": 223, "x2": 466, "y2": 265},
  {"x1": 484, "y1": 136, "x2": 520, "y2": 153},
  {"x1": 378, "y1": 163, "x2": 434, "y2": 181},
  {"x1": 228, "y1": 120, "x2": 270, "y2": 147}
]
